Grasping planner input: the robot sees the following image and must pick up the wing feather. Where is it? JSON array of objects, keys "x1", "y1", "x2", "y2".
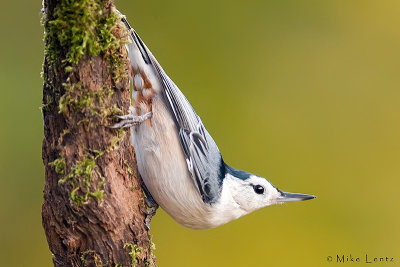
[{"x1": 121, "y1": 16, "x2": 224, "y2": 204}]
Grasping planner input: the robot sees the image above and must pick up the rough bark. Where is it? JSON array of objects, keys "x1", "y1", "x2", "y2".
[{"x1": 41, "y1": 0, "x2": 155, "y2": 266}]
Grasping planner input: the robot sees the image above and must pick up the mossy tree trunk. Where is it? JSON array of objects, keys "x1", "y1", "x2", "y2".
[{"x1": 41, "y1": 0, "x2": 155, "y2": 266}]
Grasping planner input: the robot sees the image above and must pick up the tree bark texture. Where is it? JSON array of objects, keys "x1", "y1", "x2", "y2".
[{"x1": 41, "y1": 0, "x2": 155, "y2": 266}]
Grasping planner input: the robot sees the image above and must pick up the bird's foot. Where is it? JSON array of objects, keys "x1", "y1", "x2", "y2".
[
  {"x1": 142, "y1": 200, "x2": 159, "y2": 230},
  {"x1": 140, "y1": 186, "x2": 159, "y2": 230},
  {"x1": 109, "y1": 107, "x2": 152, "y2": 128}
]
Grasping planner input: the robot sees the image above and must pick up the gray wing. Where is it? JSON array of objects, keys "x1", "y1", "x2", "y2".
[{"x1": 121, "y1": 16, "x2": 224, "y2": 204}]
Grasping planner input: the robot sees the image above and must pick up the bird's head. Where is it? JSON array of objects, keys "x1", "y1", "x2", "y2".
[{"x1": 217, "y1": 164, "x2": 316, "y2": 219}]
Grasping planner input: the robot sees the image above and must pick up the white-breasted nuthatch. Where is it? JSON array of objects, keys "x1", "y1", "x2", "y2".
[{"x1": 113, "y1": 14, "x2": 316, "y2": 230}]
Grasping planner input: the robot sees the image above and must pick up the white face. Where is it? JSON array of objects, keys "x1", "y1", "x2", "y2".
[
  {"x1": 227, "y1": 174, "x2": 282, "y2": 213},
  {"x1": 208, "y1": 173, "x2": 286, "y2": 228},
  {"x1": 210, "y1": 172, "x2": 314, "y2": 228}
]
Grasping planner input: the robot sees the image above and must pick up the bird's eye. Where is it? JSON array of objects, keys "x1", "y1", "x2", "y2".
[{"x1": 253, "y1": 185, "x2": 265, "y2": 195}]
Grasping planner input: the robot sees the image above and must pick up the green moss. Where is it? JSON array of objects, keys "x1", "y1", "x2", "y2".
[
  {"x1": 107, "y1": 128, "x2": 125, "y2": 152},
  {"x1": 40, "y1": 94, "x2": 55, "y2": 112},
  {"x1": 49, "y1": 157, "x2": 66, "y2": 176},
  {"x1": 149, "y1": 238, "x2": 156, "y2": 255},
  {"x1": 44, "y1": 0, "x2": 130, "y2": 209},
  {"x1": 55, "y1": 151, "x2": 105, "y2": 206},
  {"x1": 124, "y1": 238, "x2": 156, "y2": 267},
  {"x1": 80, "y1": 251, "x2": 89, "y2": 266},
  {"x1": 59, "y1": 82, "x2": 113, "y2": 114},
  {"x1": 47, "y1": 0, "x2": 115, "y2": 64},
  {"x1": 59, "y1": 82, "x2": 124, "y2": 131},
  {"x1": 43, "y1": 0, "x2": 128, "y2": 116},
  {"x1": 43, "y1": 0, "x2": 127, "y2": 79},
  {"x1": 49, "y1": 123, "x2": 125, "y2": 207},
  {"x1": 123, "y1": 160, "x2": 134, "y2": 177},
  {"x1": 124, "y1": 242, "x2": 144, "y2": 267}
]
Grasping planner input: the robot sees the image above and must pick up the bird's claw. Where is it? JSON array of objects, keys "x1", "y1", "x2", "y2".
[
  {"x1": 141, "y1": 197, "x2": 159, "y2": 230},
  {"x1": 109, "y1": 111, "x2": 152, "y2": 128},
  {"x1": 140, "y1": 184, "x2": 159, "y2": 230}
]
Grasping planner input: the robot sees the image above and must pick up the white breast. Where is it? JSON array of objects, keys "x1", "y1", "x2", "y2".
[{"x1": 131, "y1": 96, "x2": 217, "y2": 229}]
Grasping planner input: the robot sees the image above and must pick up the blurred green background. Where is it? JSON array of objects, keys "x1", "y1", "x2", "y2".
[{"x1": 1, "y1": 0, "x2": 400, "y2": 266}]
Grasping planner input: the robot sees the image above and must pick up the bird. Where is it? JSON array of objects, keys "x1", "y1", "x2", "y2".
[{"x1": 112, "y1": 13, "x2": 316, "y2": 230}]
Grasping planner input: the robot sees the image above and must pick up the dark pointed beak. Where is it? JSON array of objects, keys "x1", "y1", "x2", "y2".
[{"x1": 277, "y1": 191, "x2": 316, "y2": 203}]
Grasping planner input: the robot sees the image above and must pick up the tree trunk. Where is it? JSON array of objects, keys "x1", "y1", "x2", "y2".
[{"x1": 41, "y1": 0, "x2": 155, "y2": 266}]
